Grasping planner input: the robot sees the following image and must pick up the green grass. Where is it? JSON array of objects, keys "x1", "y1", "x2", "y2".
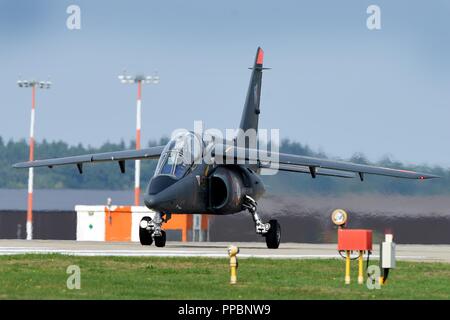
[{"x1": 0, "y1": 254, "x2": 449, "y2": 299}]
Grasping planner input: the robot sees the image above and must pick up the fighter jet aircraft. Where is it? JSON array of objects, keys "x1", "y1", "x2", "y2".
[{"x1": 14, "y1": 47, "x2": 438, "y2": 249}]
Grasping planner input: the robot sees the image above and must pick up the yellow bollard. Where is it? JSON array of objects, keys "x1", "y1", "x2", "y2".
[
  {"x1": 345, "y1": 250, "x2": 351, "y2": 284},
  {"x1": 358, "y1": 250, "x2": 364, "y2": 284},
  {"x1": 379, "y1": 268, "x2": 388, "y2": 285},
  {"x1": 228, "y1": 245, "x2": 239, "y2": 285}
]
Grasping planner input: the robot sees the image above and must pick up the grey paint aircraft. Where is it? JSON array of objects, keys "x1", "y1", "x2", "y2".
[{"x1": 14, "y1": 48, "x2": 438, "y2": 249}]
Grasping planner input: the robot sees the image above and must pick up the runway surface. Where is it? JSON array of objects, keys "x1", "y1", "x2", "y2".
[{"x1": 0, "y1": 240, "x2": 449, "y2": 262}]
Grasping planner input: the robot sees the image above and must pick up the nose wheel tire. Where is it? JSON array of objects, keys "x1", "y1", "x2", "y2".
[
  {"x1": 154, "y1": 230, "x2": 167, "y2": 247},
  {"x1": 139, "y1": 217, "x2": 153, "y2": 246},
  {"x1": 265, "y1": 219, "x2": 281, "y2": 249}
]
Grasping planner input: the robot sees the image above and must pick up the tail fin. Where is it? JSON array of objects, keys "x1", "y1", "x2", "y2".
[{"x1": 239, "y1": 47, "x2": 267, "y2": 133}]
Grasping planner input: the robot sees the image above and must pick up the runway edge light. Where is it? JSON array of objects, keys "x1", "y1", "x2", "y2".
[
  {"x1": 228, "y1": 245, "x2": 239, "y2": 285},
  {"x1": 331, "y1": 209, "x2": 348, "y2": 227}
]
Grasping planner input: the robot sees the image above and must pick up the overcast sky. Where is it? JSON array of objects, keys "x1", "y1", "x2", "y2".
[{"x1": 1, "y1": 0, "x2": 449, "y2": 166}]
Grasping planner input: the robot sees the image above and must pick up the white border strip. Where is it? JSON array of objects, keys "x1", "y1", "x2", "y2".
[{"x1": 0, "y1": 248, "x2": 426, "y2": 260}]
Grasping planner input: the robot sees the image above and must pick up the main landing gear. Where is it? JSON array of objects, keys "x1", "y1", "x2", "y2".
[
  {"x1": 243, "y1": 195, "x2": 281, "y2": 249},
  {"x1": 139, "y1": 212, "x2": 169, "y2": 247}
]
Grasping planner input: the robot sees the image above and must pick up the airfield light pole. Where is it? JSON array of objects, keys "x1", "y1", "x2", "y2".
[
  {"x1": 118, "y1": 71, "x2": 160, "y2": 206},
  {"x1": 17, "y1": 78, "x2": 52, "y2": 240}
]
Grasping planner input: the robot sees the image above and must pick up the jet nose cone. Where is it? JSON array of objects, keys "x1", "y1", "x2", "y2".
[
  {"x1": 144, "y1": 194, "x2": 160, "y2": 210},
  {"x1": 145, "y1": 175, "x2": 179, "y2": 210},
  {"x1": 148, "y1": 175, "x2": 178, "y2": 195}
]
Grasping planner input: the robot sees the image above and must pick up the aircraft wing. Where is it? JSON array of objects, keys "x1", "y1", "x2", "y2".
[
  {"x1": 13, "y1": 146, "x2": 165, "y2": 172},
  {"x1": 259, "y1": 162, "x2": 356, "y2": 178},
  {"x1": 213, "y1": 144, "x2": 439, "y2": 180}
]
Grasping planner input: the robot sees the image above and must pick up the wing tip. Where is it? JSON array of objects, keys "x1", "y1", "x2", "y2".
[
  {"x1": 13, "y1": 161, "x2": 38, "y2": 169},
  {"x1": 12, "y1": 162, "x2": 25, "y2": 168},
  {"x1": 418, "y1": 174, "x2": 440, "y2": 180}
]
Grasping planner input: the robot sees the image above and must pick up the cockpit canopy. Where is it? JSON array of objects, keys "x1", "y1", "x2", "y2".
[{"x1": 154, "y1": 131, "x2": 203, "y2": 179}]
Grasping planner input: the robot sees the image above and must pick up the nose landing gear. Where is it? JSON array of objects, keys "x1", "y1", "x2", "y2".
[
  {"x1": 139, "y1": 217, "x2": 153, "y2": 246},
  {"x1": 154, "y1": 230, "x2": 167, "y2": 248},
  {"x1": 139, "y1": 212, "x2": 170, "y2": 247},
  {"x1": 243, "y1": 195, "x2": 281, "y2": 249}
]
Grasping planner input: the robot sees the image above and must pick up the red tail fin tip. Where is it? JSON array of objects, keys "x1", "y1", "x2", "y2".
[{"x1": 256, "y1": 48, "x2": 264, "y2": 65}]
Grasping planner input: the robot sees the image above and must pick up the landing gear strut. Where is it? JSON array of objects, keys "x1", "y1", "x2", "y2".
[
  {"x1": 139, "y1": 212, "x2": 170, "y2": 247},
  {"x1": 243, "y1": 195, "x2": 281, "y2": 249}
]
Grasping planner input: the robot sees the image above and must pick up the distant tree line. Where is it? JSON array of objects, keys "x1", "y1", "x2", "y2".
[{"x1": 0, "y1": 136, "x2": 448, "y2": 195}]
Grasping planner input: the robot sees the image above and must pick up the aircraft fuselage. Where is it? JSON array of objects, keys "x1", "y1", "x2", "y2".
[{"x1": 144, "y1": 155, "x2": 266, "y2": 215}]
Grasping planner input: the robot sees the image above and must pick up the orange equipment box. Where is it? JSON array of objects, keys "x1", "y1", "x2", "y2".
[{"x1": 337, "y1": 229, "x2": 372, "y2": 251}]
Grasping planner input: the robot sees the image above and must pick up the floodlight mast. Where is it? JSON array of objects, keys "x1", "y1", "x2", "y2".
[
  {"x1": 118, "y1": 71, "x2": 159, "y2": 206},
  {"x1": 17, "y1": 78, "x2": 51, "y2": 240}
]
